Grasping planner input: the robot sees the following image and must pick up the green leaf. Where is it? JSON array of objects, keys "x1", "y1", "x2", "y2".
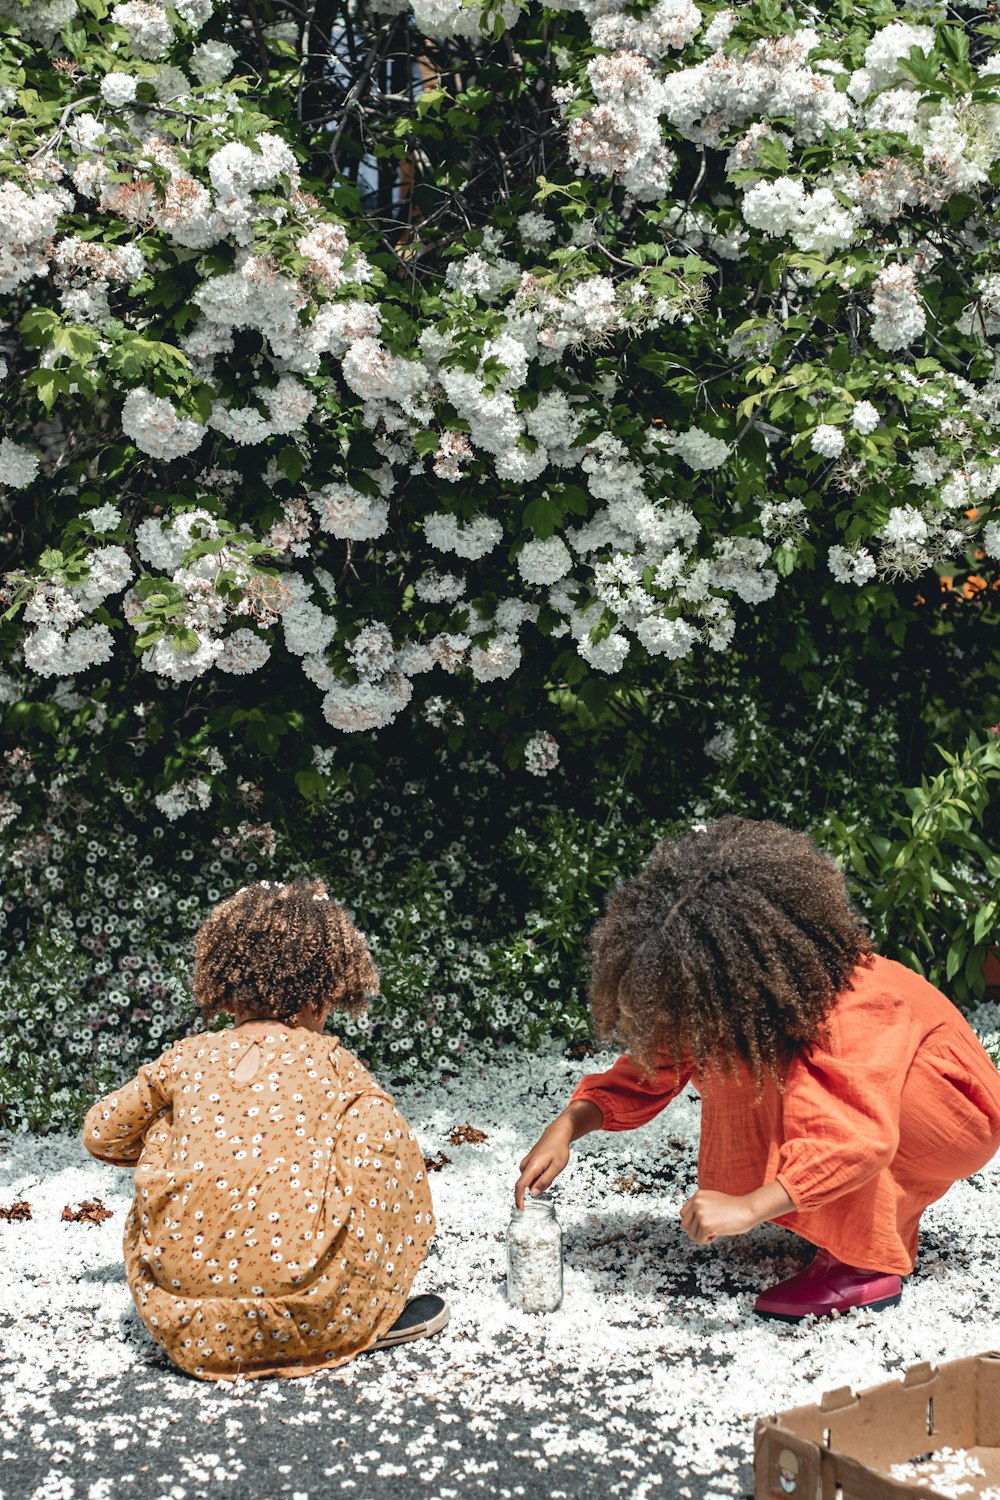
[
  {"x1": 276, "y1": 446, "x2": 305, "y2": 482},
  {"x1": 51, "y1": 324, "x2": 102, "y2": 362},
  {"x1": 523, "y1": 496, "x2": 562, "y2": 539},
  {"x1": 24, "y1": 368, "x2": 71, "y2": 413},
  {"x1": 945, "y1": 940, "x2": 965, "y2": 982},
  {"x1": 295, "y1": 769, "x2": 328, "y2": 802}
]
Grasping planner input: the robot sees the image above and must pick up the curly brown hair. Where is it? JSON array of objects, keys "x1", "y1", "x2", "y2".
[
  {"x1": 588, "y1": 816, "x2": 873, "y2": 1084},
  {"x1": 193, "y1": 878, "x2": 379, "y2": 1025}
]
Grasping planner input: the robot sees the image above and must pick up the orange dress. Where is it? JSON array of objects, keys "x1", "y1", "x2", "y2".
[
  {"x1": 82, "y1": 1027, "x2": 434, "y2": 1381},
  {"x1": 571, "y1": 956, "x2": 1000, "y2": 1274}
]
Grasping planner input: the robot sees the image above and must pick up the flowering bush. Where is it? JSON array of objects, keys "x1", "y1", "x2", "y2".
[
  {"x1": 2, "y1": 0, "x2": 999, "y2": 1130},
  {"x1": 4, "y1": 703, "x2": 994, "y2": 1132},
  {"x1": 1, "y1": 0, "x2": 999, "y2": 802}
]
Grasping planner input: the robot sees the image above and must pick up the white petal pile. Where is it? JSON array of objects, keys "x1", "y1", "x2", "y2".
[{"x1": 2, "y1": 1043, "x2": 999, "y2": 1496}]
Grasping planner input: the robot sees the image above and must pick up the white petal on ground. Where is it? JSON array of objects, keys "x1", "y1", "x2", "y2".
[{"x1": 2, "y1": 1042, "x2": 999, "y2": 1495}]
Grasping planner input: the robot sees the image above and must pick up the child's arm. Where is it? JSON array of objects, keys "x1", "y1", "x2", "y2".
[
  {"x1": 514, "y1": 1052, "x2": 692, "y2": 1207},
  {"x1": 680, "y1": 1181, "x2": 797, "y2": 1244},
  {"x1": 81, "y1": 1045, "x2": 179, "y2": 1166},
  {"x1": 514, "y1": 1099, "x2": 603, "y2": 1208}
]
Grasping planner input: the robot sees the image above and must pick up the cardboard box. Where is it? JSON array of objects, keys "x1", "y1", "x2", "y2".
[{"x1": 755, "y1": 1352, "x2": 1000, "y2": 1499}]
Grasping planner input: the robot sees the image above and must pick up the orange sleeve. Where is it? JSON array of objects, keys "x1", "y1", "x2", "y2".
[
  {"x1": 775, "y1": 985, "x2": 909, "y2": 1211},
  {"x1": 570, "y1": 1052, "x2": 693, "y2": 1132},
  {"x1": 81, "y1": 1043, "x2": 180, "y2": 1166}
]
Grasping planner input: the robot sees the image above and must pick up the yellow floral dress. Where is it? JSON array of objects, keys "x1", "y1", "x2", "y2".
[{"x1": 82, "y1": 1026, "x2": 434, "y2": 1382}]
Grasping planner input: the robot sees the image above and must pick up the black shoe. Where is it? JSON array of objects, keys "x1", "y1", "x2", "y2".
[{"x1": 371, "y1": 1294, "x2": 450, "y2": 1349}]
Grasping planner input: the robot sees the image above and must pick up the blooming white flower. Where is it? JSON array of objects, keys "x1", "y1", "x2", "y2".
[
  {"x1": 414, "y1": 572, "x2": 465, "y2": 604},
  {"x1": 207, "y1": 135, "x2": 298, "y2": 200},
  {"x1": 310, "y1": 483, "x2": 389, "y2": 541},
  {"x1": 0, "y1": 438, "x2": 40, "y2": 489},
  {"x1": 984, "y1": 521, "x2": 1000, "y2": 558},
  {"x1": 851, "y1": 401, "x2": 880, "y2": 435},
  {"x1": 468, "y1": 634, "x2": 522, "y2": 682},
  {"x1": 423, "y1": 512, "x2": 502, "y2": 560},
  {"x1": 322, "y1": 674, "x2": 413, "y2": 733},
  {"x1": 590, "y1": 0, "x2": 701, "y2": 61},
  {"x1": 100, "y1": 72, "x2": 139, "y2": 106},
  {"x1": 758, "y1": 498, "x2": 807, "y2": 540},
  {"x1": 828, "y1": 544, "x2": 878, "y2": 585},
  {"x1": 154, "y1": 776, "x2": 212, "y2": 820},
  {"x1": 870, "y1": 264, "x2": 926, "y2": 351},
  {"x1": 702, "y1": 8, "x2": 735, "y2": 50},
  {"x1": 524, "y1": 731, "x2": 560, "y2": 776},
  {"x1": 154, "y1": 64, "x2": 191, "y2": 100},
  {"x1": 190, "y1": 40, "x2": 236, "y2": 83},
  {"x1": 704, "y1": 725, "x2": 738, "y2": 762},
  {"x1": 121, "y1": 388, "x2": 206, "y2": 460},
  {"x1": 517, "y1": 537, "x2": 573, "y2": 587},
  {"x1": 217, "y1": 629, "x2": 271, "y2": 675},
  {"x1": 142, "y1": 631, "x2": 222, "y2": 682},
  {"x1": 670, "y1": 427, "x2": 730, "y2": 470},
  {"x1": 577, "y1": 630, "x2": 630, "y2": 673},
  {"x1": 111, "y1": 1, "x2": 174, "y2": 59},
  {"x1": 517, "y1": 211, "x2": 554, "y2": 250},
  {"x1": 75, "y1": 545, "x2": 134, "y2": 611},
  {"x1": 880, "y1": 505, "x2": 928, "y2": 548},
  {"x1": 173, "y1": 0, "x2": 213, "y2": 25},
  {"x1": 282, "y1": 596, "x2": 336, "y2": 659},
  {"x1": 83, "y1": 503, "x2": 121, "y2": 533},
  {"x1": 855, "y1": 21, "x2": 935, "y2": 94},
  {"x1": 23, "y1": 622, "x2": 115, "y2": 677},
  {"x1": 635, "y1": 613, "x2": 698, "y2": 659},
  {"x1": 810, "y1": 424, "x2": 845, "y2": 459}
]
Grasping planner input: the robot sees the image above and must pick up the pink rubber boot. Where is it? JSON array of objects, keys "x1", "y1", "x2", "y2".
[{"x1": 754, "y1": 1247, "x2": 902, "y2": 1322}]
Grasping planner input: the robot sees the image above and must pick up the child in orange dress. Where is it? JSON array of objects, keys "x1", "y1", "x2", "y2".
[
  {"x1": 515, "y1": 818, "x2": 1000, "y2": 1319},
  {"x1": 83, "y1": 879, "x2": 446, "y2": 1379}
]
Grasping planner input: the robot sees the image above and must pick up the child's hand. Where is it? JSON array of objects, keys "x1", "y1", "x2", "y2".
[
  {"x1": 679, "y1": 1189, "x2": 757, "y2": 1245},
  {"x1": 515, "y1": 1123, "x2": 572, "y2": 1210}
]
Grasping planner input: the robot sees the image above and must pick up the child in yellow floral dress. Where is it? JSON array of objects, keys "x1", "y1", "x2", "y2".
[{"x1": 83, "y1": 879, "x2": 446, "y2": 1382}]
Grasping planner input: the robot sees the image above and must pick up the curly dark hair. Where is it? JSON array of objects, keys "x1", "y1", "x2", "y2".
[
  {"x1": 588, "y1": 816, "x2": 873, "y2": 1084},
  {"x1": 193, "y1": 878, "x2": 379, "y2": 1025}
]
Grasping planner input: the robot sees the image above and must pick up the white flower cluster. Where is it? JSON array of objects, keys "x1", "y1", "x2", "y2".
[
  {"x1": 121, "y1": 388, "x2": 206, "y2": 461},
  {"x1": 20, "y1": 545, "x2": 135, "y2": 676},
  {"x1": 100, "y1": 72, "x2": 138, "y2": 107},
  {"x1": 0, "y1": 438, "x2": 41, "y2": 490},
  {"x1": 310, "y1": 482, "x2": 389, "y2": 541},
  {"x1": 424, "y1": 512, "x2": 503, "y2": 560},
  {"x1": 153, "y1": 776, "x2": 212, "y2": 821},
  {"x1": 207, "y1": 136, "x2": 298, "y2": 201},
  {"x1": 0, "y1": 180, "x2": 74, "y2": 295},
  {"x1": 869, "y1": 264, "x2": 927, "y2": 351},
  {"x1": 811, "y1": 424, "x2": 845, "y2": 459},
  {"x1": 741, "y1": 178, "x2": 860, "y2": 256},
  {"x1": 559, "y1": 53, "x2": 679, "y2": 201},
  {"x1": 523, "y1": 730, "x2": 560, "y2": 776},
  {"x1": 517, "y1": 537, "x2": 573, "y2": 586},
  {"x1": 828, "y1": 545, "x2": 878, "y2": 587},
  {"x1": 110, "y1": 1, "x2": 175, "y2": 59},
  {"x1": 320, "y1": 620, "x2": 414, "y2": 734},
  {"x1": 22, "y1": 622, "x2": 115, "y2": 677},
  {"x1": 414, "y1": 572, "x2": 466, "y2": 604},
  {"x1": 852, "y1": 401, "x2": 880, "y2": 435},
  {"x1": 665, "y1": 427, "x2": 731, "y2": 472}
]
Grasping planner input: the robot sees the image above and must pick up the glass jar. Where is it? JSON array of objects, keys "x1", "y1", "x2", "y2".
[{"x1": 506, "y1": 1192, "x2": 564, "y2": 1312}]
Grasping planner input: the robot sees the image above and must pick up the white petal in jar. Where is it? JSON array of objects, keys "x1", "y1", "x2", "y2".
[{"x1": 506, "y1": 1192, "x2": 563, "y2": 1312}]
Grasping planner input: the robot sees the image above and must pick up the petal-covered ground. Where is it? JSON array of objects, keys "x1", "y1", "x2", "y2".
[{"x1": 3, "y1": 1038, "x2": 1000, "y2": 1500}]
